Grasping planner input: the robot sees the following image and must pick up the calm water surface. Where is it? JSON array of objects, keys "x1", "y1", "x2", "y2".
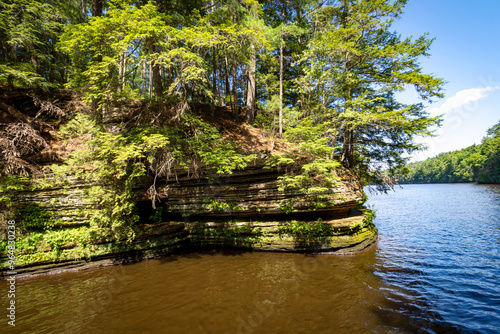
[{"x1": 1, "y1": 183, "x2": 499, "y2": 333}]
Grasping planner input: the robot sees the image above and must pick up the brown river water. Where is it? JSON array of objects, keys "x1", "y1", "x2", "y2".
[{"x1": 1, "y1": 183, "x2": 499, "y2": 333}]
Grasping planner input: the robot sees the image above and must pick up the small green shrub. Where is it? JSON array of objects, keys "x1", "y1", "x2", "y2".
[
  {"x1": 149, "y1": 207, "x2": 163, "y2": 224},
  {"x1": 203, "y1": 199, "x2": 243, "y2": 213},
  {"x1": 57, "y1": 113, "x2": 100, "y2": 140},
  {"x1": 277, "y1": 220, "x2": 332, "y2": 238},
  {"x1": 363, "y1": 209, "x2": 376, "y2": 224}
]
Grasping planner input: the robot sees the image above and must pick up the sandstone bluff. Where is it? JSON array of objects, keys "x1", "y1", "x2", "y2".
[
  {"x1": 1, "y1": 161, "x2": 377, "y2": 276},
  {"x1": 0, "y1": 90, "x2": 377, "y2": 277}
]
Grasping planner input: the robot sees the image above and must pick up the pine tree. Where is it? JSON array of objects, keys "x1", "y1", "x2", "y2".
[
  {"x1": 0, "y1": 0, "x2": 72, "y2": 88},
  {"x1": 292, "y1": 0, "x2": 444, "y2": 189}
]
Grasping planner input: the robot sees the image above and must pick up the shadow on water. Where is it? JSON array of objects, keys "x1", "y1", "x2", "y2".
[{"x1": 158, "y1": 247, "x2": 249, "y2": 264}]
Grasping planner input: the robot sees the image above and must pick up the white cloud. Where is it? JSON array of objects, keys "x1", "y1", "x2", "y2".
[
  {"x1": 409, "y1": 86, "x2": 500, "y2": 162},
  {"x1": 429, "y1": 86, "x2": 500, "y2": 116}
]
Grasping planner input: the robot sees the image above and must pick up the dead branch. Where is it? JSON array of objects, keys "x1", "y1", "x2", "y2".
[{"x1": 30, "y1": 94, "x2": 67, "y2": 120}]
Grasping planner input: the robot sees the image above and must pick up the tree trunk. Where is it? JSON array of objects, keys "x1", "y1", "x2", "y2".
[
  {"x1": 169, "y1": 66, "x2": 173, "y2": 88},
  {"x1": 212, "y1": 48, "x2": 217, "y2": 115},
  {"x1": 149, "y1": 63, "x2": 153, "y2": 99},
  {"x1": 210, "y1": 0, "x2": 217, "y2": 114},
  {"x1": 341, "y1": 129, "x2": 351, "y2": 168},
  {"x1": 224, "y1": 56, "x2": 231, "y2": 107},
  {"x1": 246, "y1": 42, "x2": 256, "y2": 123},
  {"x1": 81, "y1": 0, "x2": 87, "y2": 19},
  {"x1": 30, "y1": 53, "x2": 37, "y2": 72},
  {"x1": 151, "y1": 64, "x2": 162, "y2": 99},
  {"x1": 348, "y1": 131, "x2": 355, "y2": 167},
  {"x1": 131, "y1": 61, "x2": 137, "y2": 91},
  {"x1": 219, "y1": 59, "x2": 224, "y2": 106},
  {"x1": 90, "y1": 0, "x2": 102, "y2": 116},
  {"x1": 322, "y1": 83, "x2": 326, "y2": 109},
  {"x1": 117, "y1": 53, "x2": 124, "y2": 95},
  {"x1": 146, "y1": 39, "x2": 163, "y2": 100},
  {"x1": 92, "y1": 0, "x2": 102, "y2": 17},
  {"x1": 122, "y1": 55, "x2": 126, "y2": 91},
  {"x1": 279, "y1": 39, "x2": 283, "y2": 137},
  {"x1": 242, "y1": 66, "x2": 247, "y2": 109},
  {"x1": 232, "y1": 53, "x2": 238, "y2": 121},
  {"x1": 117, "y1": 60, "x2": 122, "y2": 95},
  {"x1": 279, "y1": 1, "x2": 285, "y2": 136},
  {"x1": 142, "y1": 61, "x2": 147, "y2": 94}
]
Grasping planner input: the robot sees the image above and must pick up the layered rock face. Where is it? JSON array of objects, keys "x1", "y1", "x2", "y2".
[
  {"x1": 1, "y1": 161, "x2": 377, "y2": 276},
  {"x1": 155, "y1": 160, "x2": 363, "y2": 219}
]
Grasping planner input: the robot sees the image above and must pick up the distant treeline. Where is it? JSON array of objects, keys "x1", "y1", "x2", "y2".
[{"x1": 398, "y1": 121, "x2": 500, "y2": 184}]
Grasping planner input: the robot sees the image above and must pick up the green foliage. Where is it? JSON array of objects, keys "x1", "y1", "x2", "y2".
[
  {"x1": 279, "y1": 200, "x2": 295, "y2": 214},
  {"x1": 0, "y1": 175, "x2": 61, "y2": 229},
  {"x1": 13, "y1": 203, "x2": 53, "y2": 231},
  {"x1": 1, "y1": 0, "x2": 444, "y2": 194},
  {"x1": 53, "y1": 115, "x2": 170, "y2": 241},
  {"x1": 58, "y1": 1, "x2": 270, "y2": 111},
  {"x1": 188, "y1": 221, "x2": 258, "y2": 239},
  {"x1": 203, "y1": 199, "x2": 243, "y2": 213},
  {"x1": 182, "y1": 113, "x2": 256, "y2": 175},
  {"x1": 0, "y1": 0, "x2": 72, "y2": 88},
  {"x1": 291, "y1": 0, "x2": 444, "y2": 191},
  {"x1": 267, "y1": 150, "x2": 341, "y2": 205},
  {"x1": 8, "y1": 226, "x2": 96, "y2": 262},
  {"x1": 363, "y1": 210, "x2": 376, "y2": 225},
  {"x1": 56, "y1": 113, "x2": 100, "y2": 140},
  {"x1": 60, "y1": 2, "x2": 171, "y2": 104},
  {"x1": 397, "y1": 121, "x2": 500, "y2": 184},
  {"x1": 278, "y1": 158, "x2": 341, "y2": 194},
  {"x1": 0, "y1": 176, "x2": 29, "y2": 205},
  {"x1": 41, "y1": 227, "x2": 95, "y2": 250},
  {"x1": 0, "y1": 0, "x2": 451, "y2": 254},
  {"x1": 358, "y1": 195, "x2": 369, "y2": 205},
  {"x1": 277, "y1": 220, "x2": 332, "y2": 239},
  {"x1": 149, "y1": 207, "x2": 163, "y2": 224}
]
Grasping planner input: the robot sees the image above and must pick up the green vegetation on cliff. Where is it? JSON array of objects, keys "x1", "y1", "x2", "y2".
[
  {"x1": 397, "y1": 121, "x2": 500, "y2": 184},
  {"x1": 0, "y1": 0, "x2": 441, "y2": 268}
]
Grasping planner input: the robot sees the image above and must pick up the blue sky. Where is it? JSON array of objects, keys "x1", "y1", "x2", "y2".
[{"x1": 392, "y1": 0, "x2": 500, "y2": 161}]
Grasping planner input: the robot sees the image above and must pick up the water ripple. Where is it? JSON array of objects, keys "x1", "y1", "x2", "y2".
[{"x1": 368, "y1": 183, "x2": 500, "y2": 334}]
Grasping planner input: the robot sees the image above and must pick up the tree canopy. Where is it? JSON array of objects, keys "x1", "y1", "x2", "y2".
[{"x1": 0, "y1": 0, "x2": 447, "y2": 191}]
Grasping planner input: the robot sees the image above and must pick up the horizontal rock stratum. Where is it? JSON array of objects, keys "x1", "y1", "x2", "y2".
[{"x1": 1, "y1": 161, "x2": 377, "y2": 277}]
